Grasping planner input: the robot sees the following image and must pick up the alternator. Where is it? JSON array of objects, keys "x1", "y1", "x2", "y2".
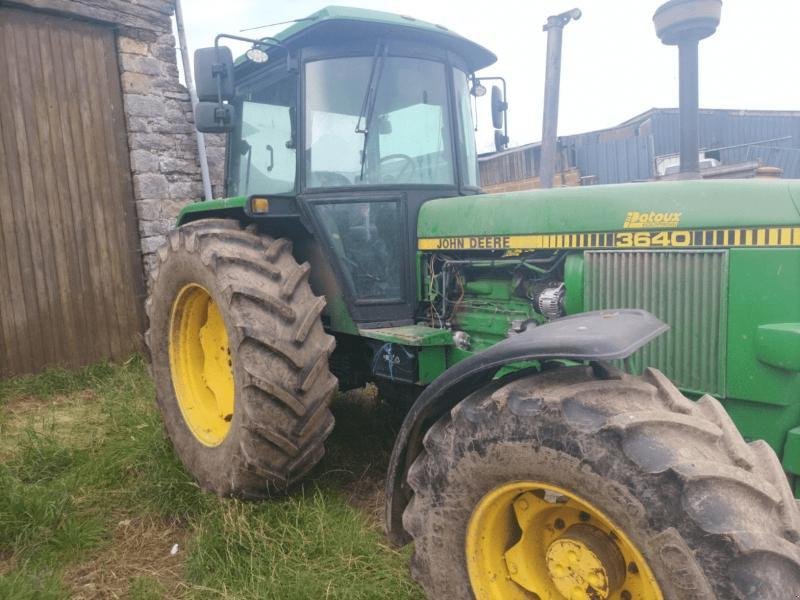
[{"x1": 534, "y1": 283, "x2": 566, "y2": 320}]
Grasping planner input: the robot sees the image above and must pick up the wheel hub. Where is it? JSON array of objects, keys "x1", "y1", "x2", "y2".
[
  {"x1": 466, "y1": 482, "x2": 663, "y2": 600},
  {"x1": 544, "y1": 524, "x2": 625, "y2": 599},
  {"x1": 169, "y1": 284, "x2": 235, "y2": 447}
]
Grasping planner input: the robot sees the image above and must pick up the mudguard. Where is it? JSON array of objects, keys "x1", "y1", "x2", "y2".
[{"x1": 384, "y1": 309, "x2": 669, "y2": 545}]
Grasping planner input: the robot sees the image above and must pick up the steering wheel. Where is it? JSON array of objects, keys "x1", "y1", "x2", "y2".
[{"x1": 380, "y1": 153, "x2": 416, "y2": 182}]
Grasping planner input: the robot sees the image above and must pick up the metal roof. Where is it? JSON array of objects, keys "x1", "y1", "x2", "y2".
[{"x1": 479, "y1": 108, "x2": 800, "y2": 184}]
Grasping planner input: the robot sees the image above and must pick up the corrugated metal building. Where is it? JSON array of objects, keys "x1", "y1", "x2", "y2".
[{"x1": 479, "y1": 108, "x2": 800, "y2": 191}]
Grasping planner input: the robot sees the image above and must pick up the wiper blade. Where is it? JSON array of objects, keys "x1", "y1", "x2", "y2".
[{"x1": 355, "y1": 42, "x2": 387, "y2": 182}]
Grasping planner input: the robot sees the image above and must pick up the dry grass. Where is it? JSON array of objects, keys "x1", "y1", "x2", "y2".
[{"x1": 65, "y1": 517, "x2": 189, "y2": 600}]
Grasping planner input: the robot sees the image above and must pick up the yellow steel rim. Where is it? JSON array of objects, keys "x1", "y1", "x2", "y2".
[
  {"x1": 168, "y1": 284, "x2": 235, "y2": 447},
  {"x1": 466, "y1": 481, "x2": 664, "y2": 600}
]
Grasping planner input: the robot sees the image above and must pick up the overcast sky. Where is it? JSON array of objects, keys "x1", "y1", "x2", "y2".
[{"x1": 179, "y1": 0, "x2": 800, "y2": 153}]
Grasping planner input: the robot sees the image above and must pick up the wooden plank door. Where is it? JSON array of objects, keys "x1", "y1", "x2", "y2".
[{"x1": 0, "y1": 6, "x2": 145, "y2": 376}]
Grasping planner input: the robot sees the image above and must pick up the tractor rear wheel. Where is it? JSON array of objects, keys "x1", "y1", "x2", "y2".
[
  {"x1": 146, "y1": 219, "x2": 337, "y2": 497},
  {"x1": 403, "y1": 365, "x2": 800, "y2": 599}
]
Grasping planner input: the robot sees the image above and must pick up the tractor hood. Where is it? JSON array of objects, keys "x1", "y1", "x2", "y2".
[{"x1": 418, "y1": 180, "x2": 800, "y2": 242}]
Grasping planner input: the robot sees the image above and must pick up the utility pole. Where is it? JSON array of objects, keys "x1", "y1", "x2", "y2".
[{"x1": 539, "y1": 8, "x2": 581, "y2": 189}]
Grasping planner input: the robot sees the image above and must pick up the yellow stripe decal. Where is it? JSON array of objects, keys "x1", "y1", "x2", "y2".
[{"x1": 418, "y1": 227, "x2": 800, "y2": 251}]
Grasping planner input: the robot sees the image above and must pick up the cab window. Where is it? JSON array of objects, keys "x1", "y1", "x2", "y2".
[{"x1": 230, "y1": 75, "x2": 297, "y2": 196}]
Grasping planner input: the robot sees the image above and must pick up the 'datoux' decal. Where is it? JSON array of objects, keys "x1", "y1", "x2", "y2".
[
  {"x1": 418, "y1": 226, "x2": 800, "y2": 252},
  {"x1": 623, "y1": 211, "x2": 682, "y2": 229}
]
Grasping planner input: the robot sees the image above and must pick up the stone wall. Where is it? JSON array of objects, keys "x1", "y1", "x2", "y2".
[
  {"x1": 11, "y1": 0, "x2": 225, "y2": 276},
  {"x1": 116, "y1": 21, "x2": 226, "y2": 274}
]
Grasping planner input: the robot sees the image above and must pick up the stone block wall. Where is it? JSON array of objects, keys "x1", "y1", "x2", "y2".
[
  {"x1": 12, "y1": 0, "x2": 226, "y2": 276},
  {"x1": 116, "y1": 24, "x2": 226, "y2": 274}
]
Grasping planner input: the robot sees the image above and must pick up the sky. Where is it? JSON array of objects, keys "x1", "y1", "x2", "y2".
[{"x1": 178, "y1": 0, "x2": 800, "y2": 153}]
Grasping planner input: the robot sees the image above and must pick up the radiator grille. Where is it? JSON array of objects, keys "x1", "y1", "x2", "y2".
[{"x1": 584, "y1": 250, "x2": 728, "y2": 396}]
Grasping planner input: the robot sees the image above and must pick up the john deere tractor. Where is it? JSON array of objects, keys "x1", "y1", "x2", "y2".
[{"x1": 146, "y1": 6, "x2": 800, "y2": 599}]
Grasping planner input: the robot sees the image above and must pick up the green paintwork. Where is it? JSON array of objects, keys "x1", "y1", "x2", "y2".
[
  {"x1": 414, "y1": 179, "x2": 800, "y2": 495},
  {"x1": 327, "y1": 296, "x2": 360, "y2": 336},
  {"x1": 726, "y1": 249, "x2": 800, "y2": 408},
  {"x1": 358, "y1": 324, "x2": 454, "y2": 347},
  {"x1": 722, "y1": 248, "x2": 800, "y2": 480},
  {"x1": 562, "y1": 254, "x2": 584, "y2": 316},
  {"x1": 784, "y1": 427, "x2": 800, "y2": 476},
  {"x1": 755, "y1": 323, "x2": 800, "y2": 372},
  {"x1": 357, "y1": 325, "x2": 451, "y2": 386},
  {"x1": 418, "y1": 347, "x2": 447, "y2": 385},
  {"x1": 236, "y1": 6, "x2": 496, "y2": 72},
  {"x1": 418, "y1": 180, "x2": 800, "y2": 238},
  {"x1": 177, "y1": 196, "x2": 247, "y2": 225}
]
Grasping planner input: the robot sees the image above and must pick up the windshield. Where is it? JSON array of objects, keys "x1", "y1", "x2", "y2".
[{"x1": 305, "y1": 56, "x2": 455, "y2": 188}]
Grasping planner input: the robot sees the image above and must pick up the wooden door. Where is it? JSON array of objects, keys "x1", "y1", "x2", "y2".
[{"x1": 0, "y1": 7, "x2": 144, "y2": 376}]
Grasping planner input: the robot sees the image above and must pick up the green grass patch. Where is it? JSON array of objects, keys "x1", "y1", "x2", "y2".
[
  {"x1": 0, "y1": 567, "x2": 68, "y2": 600},
  {"x1": 0, "y1": 361, "x2": 119, "y2": 405},
  {"x1": 0, "y1": 358, "x2": 422, "y2": 598}
]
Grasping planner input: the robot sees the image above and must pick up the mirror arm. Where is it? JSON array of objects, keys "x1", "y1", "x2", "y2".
[
  {"x1": 211, "y1": 33, "x2": 286, "y2": 105},
  {"x1": 478, "y1": 75, "x2": 509, "y2": 144}
]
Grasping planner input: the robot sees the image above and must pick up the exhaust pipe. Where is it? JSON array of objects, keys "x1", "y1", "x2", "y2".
[
  {"x1": 654, "y1": 0, "x2": 722, "y2": 177},
  {"x1": 539, "y1": 8, "x2": 581, "y2": 189}
]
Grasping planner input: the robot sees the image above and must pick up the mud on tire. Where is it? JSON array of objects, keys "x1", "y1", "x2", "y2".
[
  {"x1": 146, "y1": 219, "x2": 337, "y2": 497},
  {"x1": 403, "y1": 365, "x2": 800, "y2": 599}
]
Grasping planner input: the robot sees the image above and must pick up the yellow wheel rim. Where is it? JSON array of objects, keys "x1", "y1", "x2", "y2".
[
  {"x1": 169, "y1": 284, "x2": 235, "y2": 447},
  {"x1": 466, "y1": 481, "x2": 663, "y2": 600}
]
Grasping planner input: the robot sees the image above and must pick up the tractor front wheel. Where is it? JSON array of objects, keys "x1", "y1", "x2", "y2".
[
  {"x1": 403, "y1": 365, "x2": 800, "y2": 599},
  {"x1": 146, "y1": 219, "x2": 337, "y2": 497}
]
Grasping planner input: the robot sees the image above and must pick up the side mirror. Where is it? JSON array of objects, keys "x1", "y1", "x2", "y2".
[
  {"x1": 494, "y1": 129, "x2": 509, "y2": 152},
  {"x1": 195, "y1": 101, "x2": 236, "y2": 133},
  {"x1": 491, "y1": 85, "x2": 507, "y2": 130},
  {"x1": 194, "y1": 46, "x2": 234, "y2": 102}
]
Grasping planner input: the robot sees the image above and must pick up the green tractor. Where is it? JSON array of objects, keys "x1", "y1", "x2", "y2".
[{"x1": 146, "y1": 6, "x2": 800, "y2": 599}]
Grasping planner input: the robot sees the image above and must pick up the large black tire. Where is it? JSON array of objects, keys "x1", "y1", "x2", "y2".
[
  {"x1": 404, "y1": 365, "x2": 800, "y2": 599},
  {"x1": 145, "y1": 219, "x2": 337, "y2": 497}
]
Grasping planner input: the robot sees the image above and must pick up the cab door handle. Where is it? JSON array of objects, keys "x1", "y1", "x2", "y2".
[{"x1": 266, "y1": 145, "x2": 274, "y2": 172}]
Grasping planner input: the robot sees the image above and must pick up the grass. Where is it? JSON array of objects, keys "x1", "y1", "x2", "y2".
[{"x1": 0, "y1": 357, "x2": 422, "y2": 599}]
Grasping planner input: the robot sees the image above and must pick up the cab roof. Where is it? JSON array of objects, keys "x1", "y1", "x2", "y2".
[{"x1": 257, "y1": 5, "x2": 497, "y2": 72}]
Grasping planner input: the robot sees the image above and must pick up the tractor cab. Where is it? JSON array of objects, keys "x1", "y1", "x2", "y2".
[{"x1": 192, "y1": 6, "x2": 502, "y2": 327}]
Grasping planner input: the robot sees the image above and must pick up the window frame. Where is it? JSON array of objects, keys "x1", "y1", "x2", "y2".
[
  {"x1": 452, "y1": 66, "x2": 481, "y2": 191},
  {"x1": 227, "y1": 67, "x2": 299, "y2": 197},
  {"x1": 303, "y1": 54, "x2": 457, "y2": 190},
  {"x1": 298, "y1": 42, "x2": 473, "y2": 195},
  {"x1": 304, "y1": 193, "x2": 408, "y2": 306}
]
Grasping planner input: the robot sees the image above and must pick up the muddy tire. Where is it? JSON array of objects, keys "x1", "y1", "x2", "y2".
[
  {"x1": 403, "y1": 365, "x2": 800, "y2": 599},
  {"x1": 146, "y1": 219, "x2": 337, "y2": 497}
]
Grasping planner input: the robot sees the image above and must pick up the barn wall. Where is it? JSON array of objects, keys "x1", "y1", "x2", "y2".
[{"x1": 4, "y1": 0, "x2": 225, "y2": 275}]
